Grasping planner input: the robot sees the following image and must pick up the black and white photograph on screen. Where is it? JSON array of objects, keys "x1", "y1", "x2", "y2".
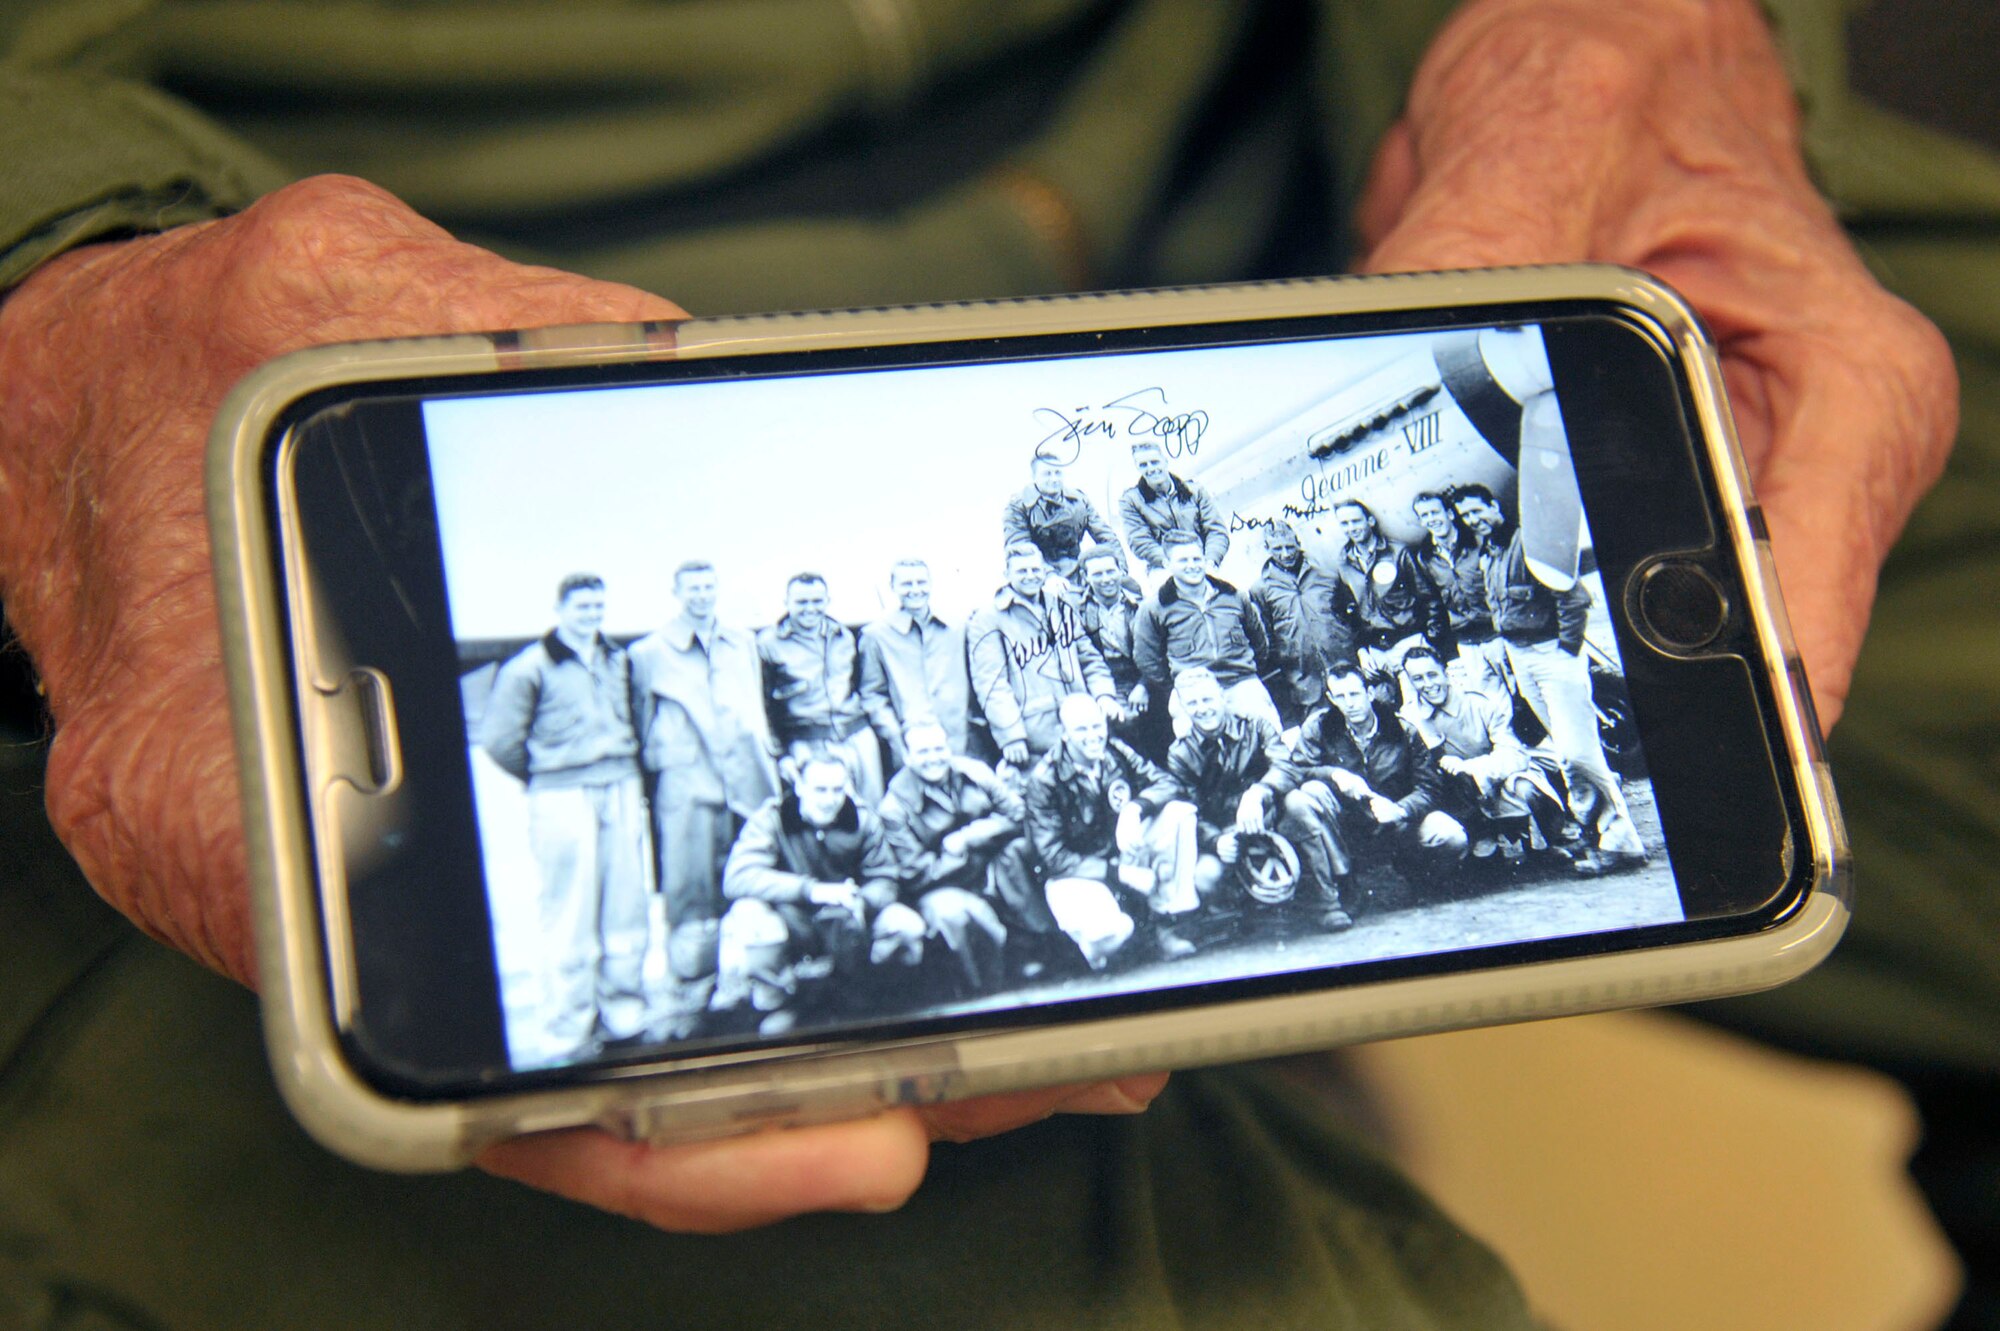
[{"x1": 426, "y1": 324, "x2": 1685, "y2": 1071}]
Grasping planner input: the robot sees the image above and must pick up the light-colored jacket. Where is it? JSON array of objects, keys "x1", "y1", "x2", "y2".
[
  {"x1": 628, "y1": 616, "x2": 777, "y2": 817},
  {"x1": 857, "y1": 610, "x2": 970, "y2": 757},
  {"x1": 966, "y1": 585, "x2": 1113, "y2": 753},
  {"x1": 1118, "y1": 473, "x2": 1228, "y2": 570}
]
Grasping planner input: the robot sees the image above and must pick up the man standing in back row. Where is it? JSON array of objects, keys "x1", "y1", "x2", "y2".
[
  {"x1": 628, "y1": 560, "x2": 777, "y2": 987},
  {"x1": 1331, "y1": 499, "x2": 1445, "y2": 691},
  {"x1": 968, "y1": 542, "x2": 1120, "y2": 767},
  {"x1": 1133, "y1": 531, "x2": 1282, "y2": 734},
  {"x1": 480, "y1": 572, "x2": 652, "y2": 1056},
  {"x1": 1249, "y1": 521, "x2": 1355, "y2": 726},
  {"x1": 1078, "y1": 546, "x2": 1149, "y2": 719},
  {"x1": 858, "y1": 558, "x2": 971, "y2": 766},
  {"x1": 1453, "y1": 484, "x2": 1644, "y2": 873},
  {"x1": 758, "y1": 571, "x2": 884, "y2": 805}
]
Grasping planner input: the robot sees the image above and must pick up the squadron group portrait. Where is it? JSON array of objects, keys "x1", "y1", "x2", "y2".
[{"x1": 454, "y1": 331, "x2": 1680, "y2": 1066}]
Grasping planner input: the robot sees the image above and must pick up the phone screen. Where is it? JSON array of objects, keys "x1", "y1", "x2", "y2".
[{"x1": 282, "y1": 307, "x2": 1802, "y2": 1088}]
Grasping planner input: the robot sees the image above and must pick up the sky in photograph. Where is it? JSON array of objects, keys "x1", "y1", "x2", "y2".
[{"x1": 423, "y1": 328, "x2": 1543, "y2": 641}]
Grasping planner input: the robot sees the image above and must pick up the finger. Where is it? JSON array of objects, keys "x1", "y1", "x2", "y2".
[
  {"x1": 1354, "y1": 119, "x2": 1417, "y2": 256},
  {"x1": 1642, "y1": 232, "x2": 1957, "y2": 726},
  {"x1": 1358, "y1": 33, "x2": 1635, "y2": 274},
  {"x1": 1340, "y1": 0, "x2": 1958, "y2": 728},
  {"x1": 1744, "y1": 320, "x2": 1958, "y2": 728},
  {"x1": 440, "y1": 253, "x2": 689, "y2": 335},
  {"x1": 476, "y1": 1109, "x2": 931, "y2": 1233},
  {"x1": 1055, "y1": 1072, "x2": 1170, "y2": 1115},
  {"x1": 199, "y1": 175, "x2": 686, "y2": 362},
  {"x1": 918, "y1": 1074, "x2": 1167, "y2": 1144},
  {"x1": 1753, "y1": 481, "x2": 1877, "y2": 732},
  {"x1": 1353, "y1": 3, "x2": 1789, "y2": 277}
]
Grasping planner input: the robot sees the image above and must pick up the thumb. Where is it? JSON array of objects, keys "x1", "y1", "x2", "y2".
[
  {"x1": 454, "y1": 254, "x2": 688, "y2": 333},
  {"x1": 1354, "y1": 112, "x2": 1607, "y2": 275},
  {"x1": 1353, "y1": 120, "x2": 1418, "y2": 259},
  {"x1": 1349, "y1": 16, "x2": 1658, "y2": 274}
]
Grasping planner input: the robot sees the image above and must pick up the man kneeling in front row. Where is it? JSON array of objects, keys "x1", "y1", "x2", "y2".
[
  {"x1": 1021, "y1": 695, "x2": 1208, "y2": 970},
  {"x1": 877, "y1": 718, "x2": 1019, "y2": 996},
  {"x1": 1164, "y1": 667, "x2": 1351, "y2": 937},
  {"x1": 1276, "y1": 664, "x2": 1469, "y2": 914},
  {"x1": 1399, "y1": 645, "x2": 1570, "y2": 860},
  {"x1": 714, "y1": 753, "x2": 926, "y2": 1035}
]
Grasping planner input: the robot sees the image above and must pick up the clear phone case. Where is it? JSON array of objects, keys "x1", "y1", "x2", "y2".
[{"x1": 208, "y1": 265, "x2": 1848, "y2": 1172}]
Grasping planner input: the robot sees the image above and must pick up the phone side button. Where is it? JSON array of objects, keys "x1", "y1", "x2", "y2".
[{"x1": 321, "y1": 667, "x2": 403, "y2": 796}]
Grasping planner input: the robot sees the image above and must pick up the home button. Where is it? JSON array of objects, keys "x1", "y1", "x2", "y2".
[{"x1": 1636, "y1": 560, "x2": 1729, "y2": 653}]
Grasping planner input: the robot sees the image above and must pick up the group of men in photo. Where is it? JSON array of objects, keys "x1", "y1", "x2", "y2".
[{"x1": 478, "y1": 438, "x2": 1651, "y2": 1053}]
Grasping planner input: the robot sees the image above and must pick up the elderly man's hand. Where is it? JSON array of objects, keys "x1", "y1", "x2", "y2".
[
  {"x1": 1356, "y1": 0, "x2": 1958, "y2": 729},
  {"x1": 0, "y1": 173, "x2": 1164, "y2": 1234}
]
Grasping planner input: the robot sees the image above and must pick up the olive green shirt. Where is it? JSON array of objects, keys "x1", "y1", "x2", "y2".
[{"x1": 4, "y1": 2, "x2": 2000, "y2": 1328}]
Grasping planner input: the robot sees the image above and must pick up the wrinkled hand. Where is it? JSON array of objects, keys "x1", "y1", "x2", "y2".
[
  {"x1": 1355, "y1": 0, "x2": 1957, "y2": 729},
  {"x1": 0, "y1": 174, "x2": 1164, "y2": 1234}
]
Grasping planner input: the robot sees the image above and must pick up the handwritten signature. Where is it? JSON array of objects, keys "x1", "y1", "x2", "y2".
[
  {"x1": 1034, "y1": 387, "x2": 1210, "y2": 465},
  {"x1": 999, "y1": 601, "x2": 1096, "y2": 673}
]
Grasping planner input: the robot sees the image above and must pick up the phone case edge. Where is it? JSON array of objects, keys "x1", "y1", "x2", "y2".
[{"x1": 204, "y1": 264, "x2": 1850, "y2": 1172}]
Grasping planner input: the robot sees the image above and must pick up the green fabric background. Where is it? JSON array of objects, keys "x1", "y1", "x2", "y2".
[{"x1": 2, "y1": 0, "x2": 1997, "y2": 1326}]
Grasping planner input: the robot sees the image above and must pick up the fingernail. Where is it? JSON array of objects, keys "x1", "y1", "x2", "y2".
[
  {"x1": 849, "y1": 1194, "x2": 911, "y2": 1215},
  {"x1": 1105, "y1": 1075, "x2": 1166, "y2": 1113}
]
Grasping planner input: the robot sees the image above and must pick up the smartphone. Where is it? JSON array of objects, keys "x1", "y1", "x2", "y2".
[{"x1": 209, "y1": 265, "x2": 1846, "y2": 1171}]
